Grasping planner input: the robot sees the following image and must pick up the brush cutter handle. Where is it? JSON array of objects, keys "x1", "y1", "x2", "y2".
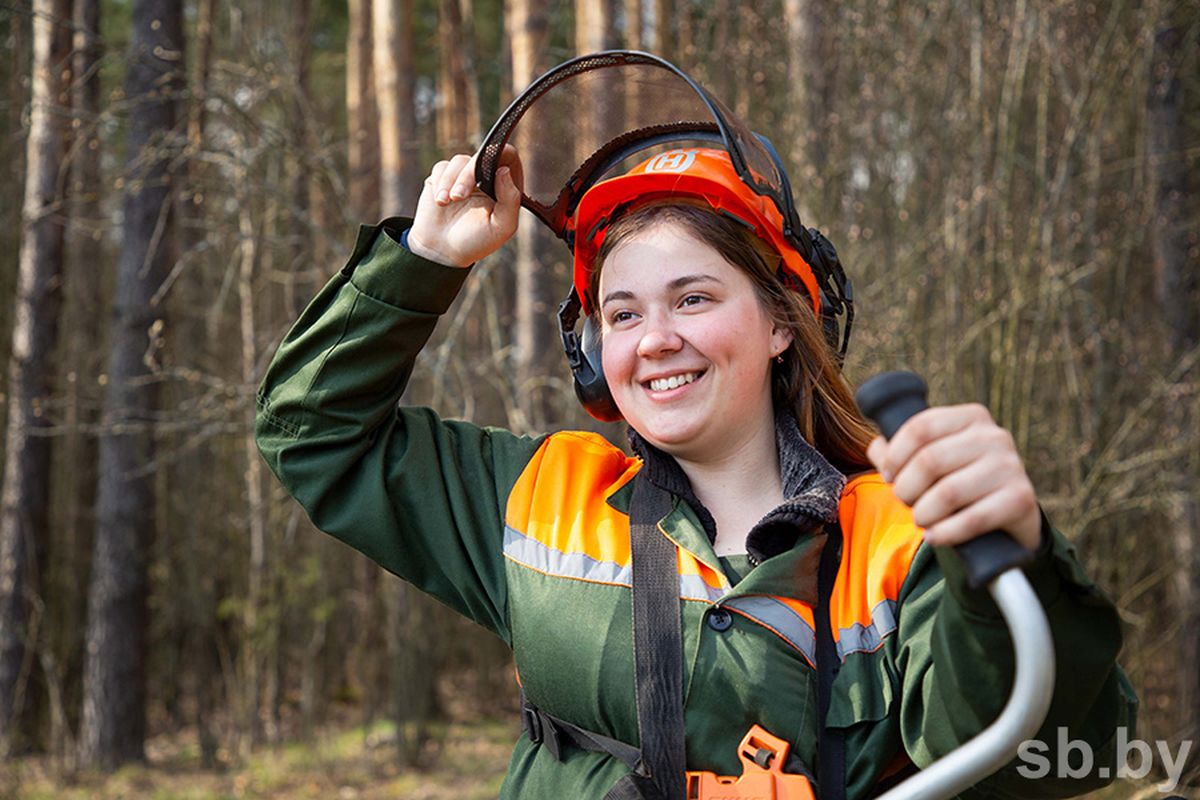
[
  {"x1": 854, "y1": 371, "x2": 1056, "y2": 800},
  {"x1": 854, "y1": 372, "x2": 1034, "y2": 588}
]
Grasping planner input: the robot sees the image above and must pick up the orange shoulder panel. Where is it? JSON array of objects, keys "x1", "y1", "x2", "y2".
[
  {"x1": 832, "y1": 473, "x2": 924, "y2": 648},
  {"x1": 505, "y1": 431, "x2": 642, "y2": 565}
]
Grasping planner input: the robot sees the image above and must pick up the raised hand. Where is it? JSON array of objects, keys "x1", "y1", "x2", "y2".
[{"x1": 406, "y1": 145, "x2": 525, "y2": 268}]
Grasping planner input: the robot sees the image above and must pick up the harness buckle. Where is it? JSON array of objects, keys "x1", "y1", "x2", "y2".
[
  {"x1": 520, "y1": 703, "x2": 542, "y2": 743},
  {"x1": 521, "y1": 703, "x2": 565, "y2": 761}
]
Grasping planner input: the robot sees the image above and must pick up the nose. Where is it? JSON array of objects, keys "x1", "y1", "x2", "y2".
[{"x1": 637, "y1": 314, "x2": 683, "y2": 358}]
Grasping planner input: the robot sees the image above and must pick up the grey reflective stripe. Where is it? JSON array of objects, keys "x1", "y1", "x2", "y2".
[
  {"x1": 836, "y1": 599, "x2": 898, "y2": 660},
  {"x1": 680, "y1": 573, "x2": 727, "y2": 603},
  {"x1": 503, "y1": 526, "x2": 632, "y2": 586},
  {"x1": 504, "y1": 526, "x2": 728, "y2": 601},
  {"x1": 724, "y1": 595, "x2": 817, "y2": 663}
]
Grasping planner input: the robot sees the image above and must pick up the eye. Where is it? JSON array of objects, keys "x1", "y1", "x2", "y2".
[
  {"x1": 609, "y1": 309, "x2": 637, "y2": 325},
  {"x1": 679, "y1": 293, "x2": 709, "y2": 308}
]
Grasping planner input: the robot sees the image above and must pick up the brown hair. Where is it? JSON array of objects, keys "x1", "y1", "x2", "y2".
[{"x1": 592, "y1": 202, "x2": 875, "y2": 473}]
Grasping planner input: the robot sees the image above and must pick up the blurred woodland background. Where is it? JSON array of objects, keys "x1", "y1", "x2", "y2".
[{"x1": 0, "y1": 0, "x2": 1198, "y2": 797}]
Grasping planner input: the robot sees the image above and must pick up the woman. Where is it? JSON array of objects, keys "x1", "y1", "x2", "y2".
[{"x1": 256, "y1": 144, "x2": 1135, "y2": 799}]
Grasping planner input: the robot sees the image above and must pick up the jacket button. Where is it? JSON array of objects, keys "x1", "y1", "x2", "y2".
[{"x1": 708, "y1": 608, "x2": 733, "y2": 632}]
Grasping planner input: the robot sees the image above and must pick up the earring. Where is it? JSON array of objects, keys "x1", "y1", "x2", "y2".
[{"x1": 774, "y1": 354, "x2": 784, "y2": 364}]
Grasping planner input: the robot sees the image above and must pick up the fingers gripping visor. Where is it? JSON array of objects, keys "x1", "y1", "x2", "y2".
[{"x1": 571, "y1": 148, "x2": 822, "y2": 317}]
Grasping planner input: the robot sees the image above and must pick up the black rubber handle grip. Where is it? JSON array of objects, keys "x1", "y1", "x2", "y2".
[{"x1": 855, "y1": 371, "x2": 1034, "y2": 589}]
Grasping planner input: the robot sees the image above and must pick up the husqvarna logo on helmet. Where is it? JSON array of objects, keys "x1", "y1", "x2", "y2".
[{"x1": 644, "y1": 150, "x2": 697, "y2": 173}]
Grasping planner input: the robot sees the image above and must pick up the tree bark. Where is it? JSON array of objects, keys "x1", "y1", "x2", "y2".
[
  {"x1": 65, "y1": 0, "x2": 103, "y2": 552},
  {"x1": 343, "y1": 0, "x2": 392, "y2": 738},
  {"x1": 286, "y1": 0, "x2": 314, "y2": 316},
  {"x1": 509, "y1": 0, "x2": 556, "y2": 431},
  {"x1": 622, "y1": 0, "x2": 643, "y2": 121},
  {"x1": 79, "y1": 0, "x2": 184, "y2": 770},
  {"x1": 373, "y1": 0, "x2": 419, "y2": 216},
  {"x1": 237, "y1": 170, "x2": 267, "y2": 750},
  {"x1": 178, "y1": 0, "x2": 220, "y2": 768},
  {"x1": 0, "y1": 0, "x2": 71, "y2": 756},
  {"x1": 187, "y1": 0, "x2": 216, "y2": 164},
  {"x1": 575, "y1": 0, "x2": 620, "y2": 166},
  {"x1": 782, "y1": 0, "x2": 835, "y2": 218},
  {"x1": 653, "y1": 0, "x2": 673, "y2": 61},
  {"x1": 56, "y1": 0, "x2": 103, "y2": 758},
  {"x1": 348, "y1": 0, "x2": 381, "y2": 222},
  {"x1": 438, "y1": 0, "x2": 473, "y2": 151},
  {"x1": 373, "y1": 0, "x2": 441, "y2": 766},
  {"x1": 458, "y1": 0, "x2": 482, "y2": 144},
  {"x1": 1147, "y1": 17, "x2": 1200, "y2": 742},
  {"x1": 623, "y1": 0, "x2": 641, "y2": 49}
]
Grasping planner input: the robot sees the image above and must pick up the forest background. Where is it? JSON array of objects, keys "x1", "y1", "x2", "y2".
[{"x1": 0, "y1": 0, "x2": 1197, "y2": 797}]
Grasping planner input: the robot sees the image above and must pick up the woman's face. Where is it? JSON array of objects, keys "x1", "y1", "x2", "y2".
[{"x1": 598, "y1": 222, "x2": 790, "y2": 462}]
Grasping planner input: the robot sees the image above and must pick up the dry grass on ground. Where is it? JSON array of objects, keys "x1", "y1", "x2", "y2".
[
  {"x1": 1, "y1": 718, "x2": 515, "y2": 800},
  {"x1": 1, "y1": 720, "x2": 1184, "y2": 798}
]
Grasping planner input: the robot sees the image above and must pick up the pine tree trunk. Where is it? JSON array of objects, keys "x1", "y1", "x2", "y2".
[
  {"x1": 373, "y1": 0, "x2": 419, "y2": 216},
  {"x1": 372, "y1": 0, "x2": 440, "y2": 766},
  {"x1": 179, "y1": 0, "x2": 220, "y2": 768},
  {"x1": 575, "y1": 0, "x2": 620, "y2": 165},
  {"x1": 54, "y1": 0, "x2": 103, "y2": 758},
  {"x1": 79, "y1": 0, "x2": 184, "y2": 770},
  {"x1": 782, "y1": 0, "x2": 835, "y2": 218},
  {"x1": 0, "y1": 0, "x2": 71, "y2": 756},
  {"x1": 1148, "y1": 17, "x2": 1200, "y2": 743},
  {"x1": 509, "y1": 0, "x2": 555, "y2": 431},
  {"x1": 286, "y1": 0, "x2": 314, "y2": 316},
  {"x1": 348, "y1": 0, "x2": 381, "y2": 222},
  {"x1": 343, "y1": 0, "x2": 389, "y2": 729},
  {"x1": 458, "y1": 0, "x2": 482, "y2": 144},
  {"x1": 653, "y1": 0, "x2": 673, "y2": 60},
  {"x1": 237, "y1": 171, "x2": 267, "y2": 750},
  {"x1": 438, "y1": 0, "x2": 472, "y2": 151}
]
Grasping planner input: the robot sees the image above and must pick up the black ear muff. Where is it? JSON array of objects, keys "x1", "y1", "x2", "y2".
[
  {"x1": 576, "y1": 315, "x2": 621, "y2": 421},
  {"x1": 558, "y1": 291, "x2": 623, "y2": 422}
]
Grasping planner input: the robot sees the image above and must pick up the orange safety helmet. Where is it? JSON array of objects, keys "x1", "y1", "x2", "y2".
[
  {"x1": 473, "y1": 50, "x2": 853, "y2": 421},
  {"x1": 569, "y1": 147, "x2": 823, "y2": 318}
]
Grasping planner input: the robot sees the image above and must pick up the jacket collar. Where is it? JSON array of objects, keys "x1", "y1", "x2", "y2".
[{"x1": 627, "y1": 410, "x2": 846, "y2": 565}]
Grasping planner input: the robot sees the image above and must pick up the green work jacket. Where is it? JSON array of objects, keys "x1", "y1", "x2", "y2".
[{"x1": 255, "y1": 218, "x2": 1137, "y2": 799}]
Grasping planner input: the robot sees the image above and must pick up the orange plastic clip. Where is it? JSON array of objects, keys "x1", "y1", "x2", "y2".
[{"x1": 685, "y1": 724, "x2": 817, "y2": 800}]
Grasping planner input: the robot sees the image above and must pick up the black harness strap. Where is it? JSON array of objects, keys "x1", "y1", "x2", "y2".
[
  {"x1": 604, "y1": 474, "x2": 687, "y2": 800},
  {"x1": 815, "y1": 523, "x2": 847, "y2": 800},
  {"x1": 520, "y1": 475, "x2": 847, "y2": 800},
  {"x1": 518, "y1": 474, "x2": 683, "y2": 800},
  {"x1": 521, "y1": 687, "x2": 643, "y2": 770}
]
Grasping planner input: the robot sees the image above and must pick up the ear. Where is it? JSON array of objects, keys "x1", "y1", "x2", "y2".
[{"x1": 771, "y1": 326, "x2": 794, "y2": 358}]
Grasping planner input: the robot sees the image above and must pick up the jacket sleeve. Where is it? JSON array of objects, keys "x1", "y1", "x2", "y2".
[
  {"x1": 891, "y1": 513, "x2": 1138, "y2": 798},
  {"x1": 254, "y1": 218, "x2": 544, "y2": 644}
]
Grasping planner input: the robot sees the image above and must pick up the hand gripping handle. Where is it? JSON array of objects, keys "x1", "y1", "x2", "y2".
[
  {"x1": 854, "y1": 371, "x2": 1033, "y2": 589},
  {"x1": 854, "y1": 371, "x2": 1055, "y2": 800}
]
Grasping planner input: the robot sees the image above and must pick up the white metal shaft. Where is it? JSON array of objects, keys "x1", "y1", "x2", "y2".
[{"x1": 874, "y1": 570, "x2": 1056, "y2": 800}]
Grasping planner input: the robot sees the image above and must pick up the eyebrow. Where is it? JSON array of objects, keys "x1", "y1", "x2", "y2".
[{"x1": 600, "y1": 273, "x2": 723, "y2": 307}]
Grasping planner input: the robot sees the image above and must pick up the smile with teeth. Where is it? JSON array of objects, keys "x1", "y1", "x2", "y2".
[{"x1": 647, "y1": 371, "x2": 703, "y2": 392}]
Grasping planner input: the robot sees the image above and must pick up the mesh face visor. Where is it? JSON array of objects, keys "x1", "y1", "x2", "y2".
[
  {"x1": 475, "y1": 50, "x2": 853, "y2": 357},
  {"x1": 476, "y1": 52, "x2": 797, "y2": 246}
]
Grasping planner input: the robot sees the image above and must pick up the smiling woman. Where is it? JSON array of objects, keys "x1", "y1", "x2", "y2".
[
  {"x1": 599, "y1": 220, "x2": 787, "y2": 462},
  {"x1": 255, "y1": 53, "x2": 1136, "y2": 800},
  {"x1": 592, "y1": 200, "x2": 873, "y2": 476}
]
